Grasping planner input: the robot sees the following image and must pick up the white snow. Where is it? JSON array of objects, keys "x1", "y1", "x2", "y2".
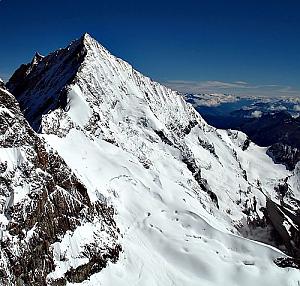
[{"x1": 36, "y1": 34, "x2": 300, "y2": 285}]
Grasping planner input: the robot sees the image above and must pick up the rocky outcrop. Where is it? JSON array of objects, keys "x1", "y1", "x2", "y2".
[
  {"x1": 0, "y1": 85, "x2": 120, "y2": 285},
  {"x1": 267, "y1": 143, "x2": 300, "y2": 171},
  {"x1": 262, "y1": 176, "x2": 300, "y2": 265}
]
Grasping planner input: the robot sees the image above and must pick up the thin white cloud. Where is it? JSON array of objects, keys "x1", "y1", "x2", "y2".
[
  {"x1": 277, "y1": 86, "x2": 300, "y2": 94},
  {"x1": 234, "y1": 81, "x2": 248, "y2": 85},
  {"x1": 163, "y1": 79, "x2": 300, "y2": 98},
  {"x1": 169, "y1": 80, "x2": 247, "y2": 88}
]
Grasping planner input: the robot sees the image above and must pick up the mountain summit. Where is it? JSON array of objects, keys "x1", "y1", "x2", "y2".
[
  {"x1": 3, "y1": 34, "x2": 300, "y2": 285},
  {"x1": 7, "y1": 34, "x2": 88, "y2": 131}
]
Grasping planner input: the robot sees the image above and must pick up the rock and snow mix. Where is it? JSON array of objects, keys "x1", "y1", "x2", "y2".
[
  {"x1": 0, "y1": 84, "x2": 120, "y2": 285},
  {"x1": 2, "y1": 34, "x2": 300, "y2": 285}
]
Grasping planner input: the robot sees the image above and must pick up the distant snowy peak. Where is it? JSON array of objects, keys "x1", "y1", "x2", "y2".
[{"x1": 184, "y1": 93, "x2": 240, "y2": 107}]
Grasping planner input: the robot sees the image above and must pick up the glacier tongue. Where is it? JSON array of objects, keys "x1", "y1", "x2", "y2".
[{"x1": 6, "y1": 34, "x2": 300, "y2": 285}]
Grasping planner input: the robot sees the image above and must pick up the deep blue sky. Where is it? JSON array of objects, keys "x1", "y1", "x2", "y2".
[{"x1": 0, "y1": 0, "x2": 299, "y2": 97}]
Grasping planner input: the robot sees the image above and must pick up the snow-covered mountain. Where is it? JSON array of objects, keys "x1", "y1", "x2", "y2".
[{"x1": 4, "y1": 33, "x2": 300, "y2": 285}]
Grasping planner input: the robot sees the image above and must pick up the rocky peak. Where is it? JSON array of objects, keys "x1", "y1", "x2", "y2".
[
  {"x1": 31, "y1": 52, "x2": 44, "y2": 66},
  {"x1": 6, "y1": 36, "x2": 88, "y2": 131},
  {"x1": 81, "y1": 32, "x2": 93, "y2": 44},
  {"x1": 81, "y1": 33, "x2": 110, "y2": 54}
]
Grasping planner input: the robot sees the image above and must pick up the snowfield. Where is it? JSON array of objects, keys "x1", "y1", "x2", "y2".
[
  {"x1": 4, "y1": 34, "x2": 300, "y2": 285},
  {"x1": 46, "y1": 129, "x2": 300, "y2": 286}
]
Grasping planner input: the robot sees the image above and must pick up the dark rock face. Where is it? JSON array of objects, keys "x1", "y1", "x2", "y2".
[
  {"x1": 0, "y1": 86, "x2": 121, "y2": 285},
  {"x1": 263, "y1": 178, "x2": 300, "y2": 266},
  {"x1": 267, "y1": 143, "x2": 300, "y2": 171},
  {"x1": 6, "y1": 37, "x2": 87, "y2": 131},
  {"x1": 242, "y1": 138, "x2": 251, "y2": 151},
  {"x1": 154, "y1": 130, "x2": 173, "y2": 146},
  {"x1": 64, "y1": 242, "x2": 122, "y2": 284},
  {"x1": 198, "y1": 137, "x2": 219, "y2": 159},
  {"x1": 182, "y1": 154, "x2": 219, "y2": 209},
  {"x1": 274, "y1": 257, "x2": 300, "y2": 269}
]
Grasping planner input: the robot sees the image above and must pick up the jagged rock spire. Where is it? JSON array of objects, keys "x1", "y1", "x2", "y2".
[{"x1": 31, "y1": 51, "x2": 44, "y2": 65}]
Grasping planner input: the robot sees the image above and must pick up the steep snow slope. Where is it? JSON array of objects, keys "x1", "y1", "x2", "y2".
[
  {"x1": 8, "y1": 34, "x2": 300, "y2": 285},
  {"x1": 0, "y1": 82, "x2": 120, "y2": 285}
]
